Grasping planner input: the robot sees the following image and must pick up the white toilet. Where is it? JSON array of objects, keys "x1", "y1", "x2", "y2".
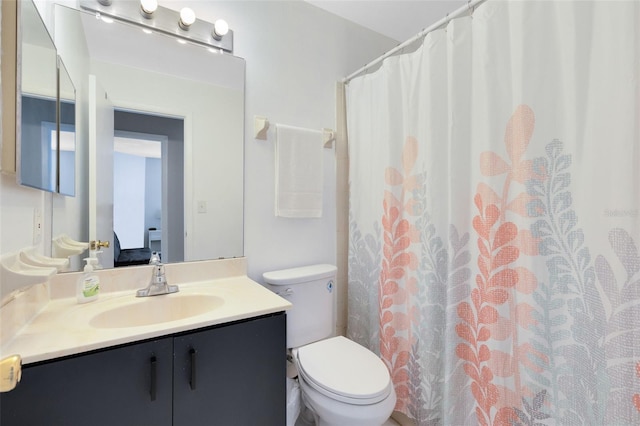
[{"x1": 263, "y1": 264, "x2": 396, "y2": 426}]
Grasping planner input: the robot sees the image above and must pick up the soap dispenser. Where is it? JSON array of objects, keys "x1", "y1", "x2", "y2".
[{"x1": 77, "y1": 258, "x2": 100, "y2": 304}]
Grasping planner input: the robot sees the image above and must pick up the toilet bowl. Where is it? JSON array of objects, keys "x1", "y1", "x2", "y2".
[
  {"x1": 263, "y1": 264, "x2": 396, "y2": 426},
  {"x1": 292, "y1": 336, "x2": 396, "y2": 426}
]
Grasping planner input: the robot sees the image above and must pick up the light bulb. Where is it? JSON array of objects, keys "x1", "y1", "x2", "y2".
[
  {"x1": 212, "y1": 19, "x2": 229, "y2": 39},
  {"x1": 179, "y1": 7, "x2": 196, "y2": 29},
  {"x1": 140, "y1": 0, "x2": 158, "y2": 16}
]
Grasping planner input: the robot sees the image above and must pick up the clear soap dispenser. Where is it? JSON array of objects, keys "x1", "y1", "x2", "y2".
[{"x1": 77, "y1": 258, "x2": 100, "y2": 304}]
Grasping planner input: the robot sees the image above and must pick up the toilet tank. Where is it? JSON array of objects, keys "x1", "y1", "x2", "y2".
[{"x1": 263, "y1": 264, "x2": 337, "y2": 348}]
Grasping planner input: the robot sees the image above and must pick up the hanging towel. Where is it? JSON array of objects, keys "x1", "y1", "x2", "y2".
[{"x1": 275, "y1": 124, "x2": 324, "y2": 218}]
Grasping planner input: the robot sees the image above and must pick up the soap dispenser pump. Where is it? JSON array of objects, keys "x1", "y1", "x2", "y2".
[{"x1": 77, "y1": 258, "x2": 100, "y2": 304}]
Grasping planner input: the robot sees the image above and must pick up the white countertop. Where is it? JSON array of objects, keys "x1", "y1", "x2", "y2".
[{"x1": 2, "y1": 276, "x2": 291, "y2": 365}]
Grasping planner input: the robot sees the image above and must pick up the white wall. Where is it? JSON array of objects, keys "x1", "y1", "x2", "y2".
[
  {"x1": 158, "y1": 1, "x2": 396, "y2": 282},
  {"x1": 92, "y1": 59, "x2": 244, "y2": 261},
  {"x1": 113, "y1": 152, "x2": 146, "y2": 248}
]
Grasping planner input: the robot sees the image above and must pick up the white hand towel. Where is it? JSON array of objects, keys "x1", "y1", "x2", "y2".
[{"x1": 275, "y1": 124, "x2": 324, "y2": 218}]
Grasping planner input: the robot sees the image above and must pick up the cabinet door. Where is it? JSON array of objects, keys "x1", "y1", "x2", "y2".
[
  {"x1": 173, "y1": 313, "x2": 286, "y2": 426},
  {"x1": 0, "y1": 338, "x2": 173, "y2": 426}
]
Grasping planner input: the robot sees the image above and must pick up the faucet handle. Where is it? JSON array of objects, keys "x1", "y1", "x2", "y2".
[{"x1": 149, "y1": 252, "x2": 161, "y2": 265}]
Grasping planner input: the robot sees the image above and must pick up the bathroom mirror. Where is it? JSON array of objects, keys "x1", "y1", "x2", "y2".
[
  {"x1": 17, "y1": 0, "x2": 59, "y2": 193},
  {"x1": 53, "y1": 5, "x2": 245, "y2": 271}
]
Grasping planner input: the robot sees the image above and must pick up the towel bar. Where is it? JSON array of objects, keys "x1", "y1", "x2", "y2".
[{"x1": 254, "y1": 116, "x2": 335, "y2": 149}]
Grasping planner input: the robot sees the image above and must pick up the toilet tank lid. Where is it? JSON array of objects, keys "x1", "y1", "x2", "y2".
[{"x1": 263, "y1": 264, "x2": 337, "y2": 285}]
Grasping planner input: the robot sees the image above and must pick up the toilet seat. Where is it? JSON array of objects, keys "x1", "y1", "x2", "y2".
[{"x1": 295, "y1": 336, "x2": 392, "y2": 405}]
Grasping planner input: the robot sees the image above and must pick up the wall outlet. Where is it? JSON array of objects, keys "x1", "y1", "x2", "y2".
[
  {"x1": 33, "y1": 208, "x2": 42, "y2": 244},
  {"x1": 197, "y1": 201, "x2": 207, "y2": 214}
]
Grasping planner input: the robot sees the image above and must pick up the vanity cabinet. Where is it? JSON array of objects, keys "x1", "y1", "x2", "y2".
[
  {"x1": 0, "y1": 337, "x2": 174, "y2": 425},
  {"x1": 0, "y1": 313, "x2": 286, "y2": 426}
]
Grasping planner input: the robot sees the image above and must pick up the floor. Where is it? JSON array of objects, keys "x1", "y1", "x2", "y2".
[{"x1": 294, "y1": 411, "x2": 400, "y2": 426}]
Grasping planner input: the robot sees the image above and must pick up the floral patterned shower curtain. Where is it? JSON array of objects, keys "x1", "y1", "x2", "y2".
[{"x1": 345, "y1": 1, "x2": 640, "y2": 425}]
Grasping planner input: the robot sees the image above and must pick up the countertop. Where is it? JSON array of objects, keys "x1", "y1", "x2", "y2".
[{"x1": 2, "y1": 276, "x2": 291, "y2": 365}]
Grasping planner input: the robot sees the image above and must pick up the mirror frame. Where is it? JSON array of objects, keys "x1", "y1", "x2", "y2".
[{"x1": 1, "y1": 0, "x2": 17, "y2": 174}]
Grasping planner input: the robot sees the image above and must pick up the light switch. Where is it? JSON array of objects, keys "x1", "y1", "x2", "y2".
[{"x1": 33, "y1": 208, "x2": 42, "y2": 244}]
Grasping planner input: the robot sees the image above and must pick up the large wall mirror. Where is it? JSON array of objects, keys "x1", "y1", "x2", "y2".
[{"x1": 53, "y1": 5, "x2": 245, "y2": 271}]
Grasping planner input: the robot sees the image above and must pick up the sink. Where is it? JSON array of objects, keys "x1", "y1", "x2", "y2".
[{"x1": 89, "y1": 294, "x2": 224, "y2": 328}]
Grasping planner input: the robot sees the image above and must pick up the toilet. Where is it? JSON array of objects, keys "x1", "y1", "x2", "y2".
[{"x1": 263, "y1": 264, "x2": 396, "y2": 426}]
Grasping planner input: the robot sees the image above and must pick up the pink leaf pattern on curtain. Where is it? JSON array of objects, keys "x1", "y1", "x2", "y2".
[
  {"x1": 634, "y1": 363, "x2": 640, "y2": 413},
  {"x1": 379, "y1": 137, "x2": 420, "y2": 411},
  {"x1": 457, "y1": 105, "x2": 545, "y2": 425}
]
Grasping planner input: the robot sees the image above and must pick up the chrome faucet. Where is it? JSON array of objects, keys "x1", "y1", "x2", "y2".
[{"x1": 136, "y1": 253, "x2": 179, "y2": 297}]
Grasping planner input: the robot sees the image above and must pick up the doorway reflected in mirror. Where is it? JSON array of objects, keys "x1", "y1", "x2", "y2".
[{"x1": 113, "y1": 110, "x2": 184, "y2": 265}]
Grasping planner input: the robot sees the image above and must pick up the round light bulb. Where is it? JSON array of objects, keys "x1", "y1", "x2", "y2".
[
  {"x1": 140, "y1": 0, "x2": 158, "y2": 15},
  {"x1": 213, "y1": 19, "x2": 229, "y2": 39},
  {"x1": 179, "y1": 7, "x2": 196, "y2": 29}
]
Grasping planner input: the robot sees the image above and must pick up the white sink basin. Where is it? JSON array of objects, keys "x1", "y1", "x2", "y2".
[{"x1": 89, "y1": 294, "x2": 224, "y2": 328}]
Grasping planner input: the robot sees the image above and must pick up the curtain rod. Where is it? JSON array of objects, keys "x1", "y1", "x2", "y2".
[{"x1": 343, "y1": 0, "x2": 488, "y2": 83}]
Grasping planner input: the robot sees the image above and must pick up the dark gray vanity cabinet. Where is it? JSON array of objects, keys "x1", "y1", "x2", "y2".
[
  {"x1": 173, "y1": 313, "x2": 287, "y2": 425},
  {"x1": 0, "y1": 313, "x2": 286, "y2": 426},
  {"x1": 0, "y1": 337, "x2": 174, "y2": 426}
]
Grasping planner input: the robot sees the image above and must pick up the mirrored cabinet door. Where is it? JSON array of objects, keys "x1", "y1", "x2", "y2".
[{"x1": 17, "y1": 0, "x2": 59, "y2": 194}]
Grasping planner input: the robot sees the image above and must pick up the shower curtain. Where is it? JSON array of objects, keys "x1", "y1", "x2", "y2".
[{"x1": 346, "y1": 1, "x2": 640, "y2": 425}]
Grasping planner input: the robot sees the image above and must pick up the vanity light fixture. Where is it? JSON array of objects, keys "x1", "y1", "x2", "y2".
[
  {"x1": 80, "y1": 0, "x2": 234, "y2": 53},
  {"x1": 139, "y1": 0, "x2": 157, "y2": 18},
  {"x1": 179, "y1": 7, "x2": 196, "y2": 30},
  {"x1": 212, "y1": 19, "x2": 229, "y2": 39}
]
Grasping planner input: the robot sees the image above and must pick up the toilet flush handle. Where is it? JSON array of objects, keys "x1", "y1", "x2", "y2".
[{"x1": 275, "y1": 287, "x2": 294, "y2": 297}]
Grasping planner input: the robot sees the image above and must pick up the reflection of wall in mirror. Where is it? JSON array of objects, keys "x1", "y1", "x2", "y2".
[
  {"x1": 113, "y1": 152, "x2": 147, "y2": 248},
  {"x1": 19, "y1": 40, "x2": 58, "y2": 193},
  {"x1": 22, "y1": 44, "x2": 57, "y2": 97},
  {"x1": 92, "y1": 59, "x2": 243, "y2": 262},
  {"x1": 113, "y1": 150, "x2": 161, "y2": 250},
  {"x1": 50, "y1": 4, "x2": 93, "y2": 270},
  {"x1": 19, "y1": 96, "x2": 75, "y2": 195},
  {"x1": 20, "y1": 96, "x2": 57, "y2": 192}
]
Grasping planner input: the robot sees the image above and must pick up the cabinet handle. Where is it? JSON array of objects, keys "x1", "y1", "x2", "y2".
[
  {"x1": 150, "y1": 356, "x2": 157, "y2": 401},
  {"x1": 189, "y1": 348, "x2": 197, "y2": 391}
]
